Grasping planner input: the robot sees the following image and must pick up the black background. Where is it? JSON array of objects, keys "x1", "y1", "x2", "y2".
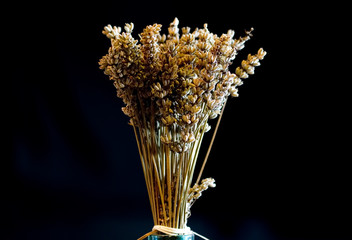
[{"x1": 8, "y1": 1, "x2": 350, "y2": 240}]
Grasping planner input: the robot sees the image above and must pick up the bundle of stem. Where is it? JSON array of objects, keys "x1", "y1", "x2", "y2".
[{"x1": 132, "y1": 102, "x2": 209, "y2": 228}]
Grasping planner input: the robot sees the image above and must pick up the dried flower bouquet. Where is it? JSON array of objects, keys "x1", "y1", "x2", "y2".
[{"x1": 99, "y1": 18, "x2": 266, "y2": 239}]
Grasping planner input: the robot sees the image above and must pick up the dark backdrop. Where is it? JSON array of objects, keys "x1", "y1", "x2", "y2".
[{"x1": 8, "y1": 1, "x2": 350, "y2": 240}]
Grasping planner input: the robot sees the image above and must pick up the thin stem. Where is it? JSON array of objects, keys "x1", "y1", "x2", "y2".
[
  {"x1": 172, "y1": 163, "x2": 181, "y2": 228},
  {"x1": 195, "y1": 99, "x2": 227, "y2": 185}
]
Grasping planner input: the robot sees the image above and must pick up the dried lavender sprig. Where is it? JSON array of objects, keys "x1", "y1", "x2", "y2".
[{"x1": 99, "y1": 18, "x2": 267, "y2": 231}]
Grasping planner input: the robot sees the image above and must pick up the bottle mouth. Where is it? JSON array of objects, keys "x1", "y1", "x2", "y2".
[{"x1": 148, "y1": 233, "x2": 194, "y2": 240}]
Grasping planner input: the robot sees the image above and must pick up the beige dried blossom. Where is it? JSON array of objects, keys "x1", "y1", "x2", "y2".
[
  {"x1": 188, "y1": 178, "x2": 216, "y2": 205},
  {"x1": 99, "y1": 18, "x2": 266, "y2": 232}
]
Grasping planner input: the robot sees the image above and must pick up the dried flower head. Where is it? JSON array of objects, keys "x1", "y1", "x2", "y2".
[{"x1": 99, "y1": 18, "x2": 266, "y2": 149}]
